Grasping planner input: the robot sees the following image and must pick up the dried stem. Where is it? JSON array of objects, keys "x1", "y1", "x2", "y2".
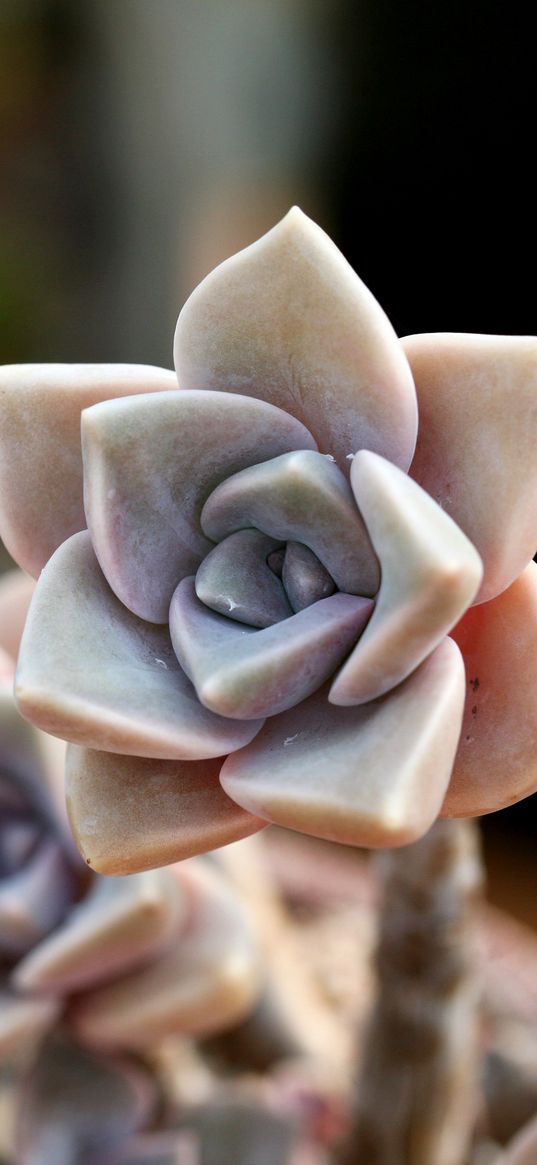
[{"x1": 340, "y1": 818, "x2": 484, "y2": 1165}]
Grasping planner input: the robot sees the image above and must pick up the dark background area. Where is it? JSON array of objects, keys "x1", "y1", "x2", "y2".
[{"x1": 1, "y1": 0, "x2": 536, "y2": 916}]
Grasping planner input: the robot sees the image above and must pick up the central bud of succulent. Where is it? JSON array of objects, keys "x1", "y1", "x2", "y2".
[
  {"x1": 195, "y1": 529, "x2": 337, "y2": 628},
  {"x1": 195, "y1": 448, "x2": 379, "y2": 627},
  {"x1": 167, "y1": 449, "x2": 378, "y2": 722}
]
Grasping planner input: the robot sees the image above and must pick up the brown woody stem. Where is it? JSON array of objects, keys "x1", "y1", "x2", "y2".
[{"x1": 340, "y1": 818, "x2": 483, "y2": 1165}]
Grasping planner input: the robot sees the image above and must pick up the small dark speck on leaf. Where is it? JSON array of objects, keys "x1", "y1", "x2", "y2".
[
  {"x1": 470, "y1": 677, "x2": 480, "y2": 692},
  {"x1": 86, "y1": 858, "x2": 92, "y2": 865},
  {"x1": 471, "y1": 705, "x2": 478, "y2": 716}
]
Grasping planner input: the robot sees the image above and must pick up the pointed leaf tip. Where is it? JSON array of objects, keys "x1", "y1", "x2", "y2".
[{"x1": 174, "y1": 209, "x2": 418, "y2": 473}]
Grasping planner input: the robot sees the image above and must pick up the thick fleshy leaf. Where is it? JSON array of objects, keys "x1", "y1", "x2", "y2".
[
  {"x1": 201, "y1": 449, "x2": 379, "y2": 596},
  {"x1": 65, "y1": 747, "x2": 265, "y2": 876},
  {"x1": 0, "y1": 364, "x2": 176, "y2": 577},
  {"x1": 15, "y1": 1036, "x2": 157, "y2": 1165},
  {"x1": 195, "y1": 530, "x2": 291, "y2": 628},
  {"x1": 405, "y1": 333, "x2": 537, "y2": 603},
  {"x1": 16, "y1": 533, "x2": 263, "y2": 759},
  {"x1": 82, "y1": 389, "x2": 316, "y2": 623},
  {"x1": 174, "y1": 207, "x2": 418, "y2": 473},
  {"x1": 0, "y1": 988, "x2": 60, "y2": 1061},
  {"x1": 71, "y1": 860, "x2": 261, "y2": 1048},
  {"x1": 0, "y1": 569, "x2": 34, "y2": 661},
  {"x1": 13, "y1": 869, "x2": 188, "y2": 994},
  {"x1": 282, "y1": 542, "x2": 336, "y2": 612},
  {"x1": 170, "y1": 577, "x2": 373, "y2": 720},
  {"x1": 443, "y1": 561, "x2": 537, "y2": 817},
  {"x1": 221, "y1": 638, "x2": 465, "y2": 848},
  {"x1": 0, "y1": 837, "x2": 71, "y2": 957},
  {"x1": 330, "y1": 451, "x2": 482, "y2": 705}
]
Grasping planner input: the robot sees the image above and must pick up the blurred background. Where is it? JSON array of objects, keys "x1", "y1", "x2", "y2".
[{"x1": 1, "y1": 0, "x2": 536, "y2": 923}]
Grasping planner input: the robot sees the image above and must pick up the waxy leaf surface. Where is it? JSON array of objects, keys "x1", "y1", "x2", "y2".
[
  {"x1": 170, "y1": 578, "x2": 373, "y2": 720},
  {"x1": 443, "y1": 561, "x2": 537, "y2": 816},
  {"x1": 330, "y1": 451, "x2": 482, "y2": 704},
  {"x1": 65, "y1": 747, "x2": 265, "y2": 876},
  {"x1": 221, "y1": 638, "x2": 465, "y2": 847},
  {"x1": 0, "y1": 363, "x2": 175, "y2": 576},
  {"x1": 175, "y1": 207, "x2": 418, "y2": 472},
  {"x1": 405, "y1": 333, "x2": 537, "y2": 602},
  {"x1": 83, "y1": 389, "x2": 316, "y2": 622},
  {"x1": 16, "y1": 533, "x2": 262, "y2": 759}
]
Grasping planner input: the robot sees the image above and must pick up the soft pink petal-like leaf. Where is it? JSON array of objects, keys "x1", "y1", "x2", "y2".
[
  {"x1": 0, "y1": 988, "x2": 60, "y2": 1061},
  {"x1": 404, "y1": 333, "x2": 537, "y2": 602},
  {"x1": 71, "y1": 860, "x2": 262, "y2": 1048},
  {"x1": 195, "y1": 530, "x2": 291, "y2": 627},
  {"x1": 13, "y1": 868, "x2": 188, "y2": 995},
  {"x1": 201, "y1": 449, "x2": 378, "y2": 596},
  {"x1": 0, "y1": 364, "x2": 176, "y2": 577},
  {"x1": 175, "y1": 207, "x2": 418, "y2": 473},
  {"x1": 15, "y1": 1036, "x2": 157, "y2": 1165},
  {"x1": 221, "y1": 638, "x2": 465, "y2": 848},
  {"x1": 170, "y1": 578, "x2": 373, "y2": 720},
  {"x1": 282, "y1": 541, "x2": 336, "y2": 612},
  {"x1": 82, "y1": 389, "x2": 316, "y2": 623},
  {"x1": 16, "y1": 533, "x2": 263, "y2": 759},
  {"x1": 330, "y1": 451, "x2": 482, "y2": 705},
  {"x1": 0, "y1": 837, "x2": 72, "y2": 957},
  {"x1": 0, "y1": 569, "x2": 35, "y2": 660},
  {"x1": 443, "y1": 561, "x2": 537, "y2": 817},
  {"x1": 65, "y1": 747, "x2": 265, "y2": 876}
]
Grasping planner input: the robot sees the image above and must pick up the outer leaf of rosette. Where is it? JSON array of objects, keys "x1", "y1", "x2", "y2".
[
  {"x1": 175, "y1": 207, "x2": 418, "y2": 475},
  {"x1": 65, "y1": 747, "x2": 265, "y2": 876},
  {"x1": 405, "y1": 333, "x2": 537, "y2": 603},
  {"x1": 0, "y1": 364, "x2": 176, "y2": 577},
  {"x1": 15, "y1": 532, "x2": 263, "y2": 760},
  {"x1": 82, "y1": 389, "x2": 317, "y2": 623},
  {"x1": 443, "y1": 560, "x2": 537, "y2": 817},
  {"x1": 221, "y1": 638, "x2": 466, "y2": 848}
]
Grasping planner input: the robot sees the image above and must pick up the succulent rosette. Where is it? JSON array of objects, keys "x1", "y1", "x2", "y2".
[{"x1": 1, "y1": 209, "x2": 537, "y2": 873}]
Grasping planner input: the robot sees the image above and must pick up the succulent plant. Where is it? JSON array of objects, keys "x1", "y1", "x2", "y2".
[{"x1": 0, "y1": 208, "x2": 536, "y2": 877}]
